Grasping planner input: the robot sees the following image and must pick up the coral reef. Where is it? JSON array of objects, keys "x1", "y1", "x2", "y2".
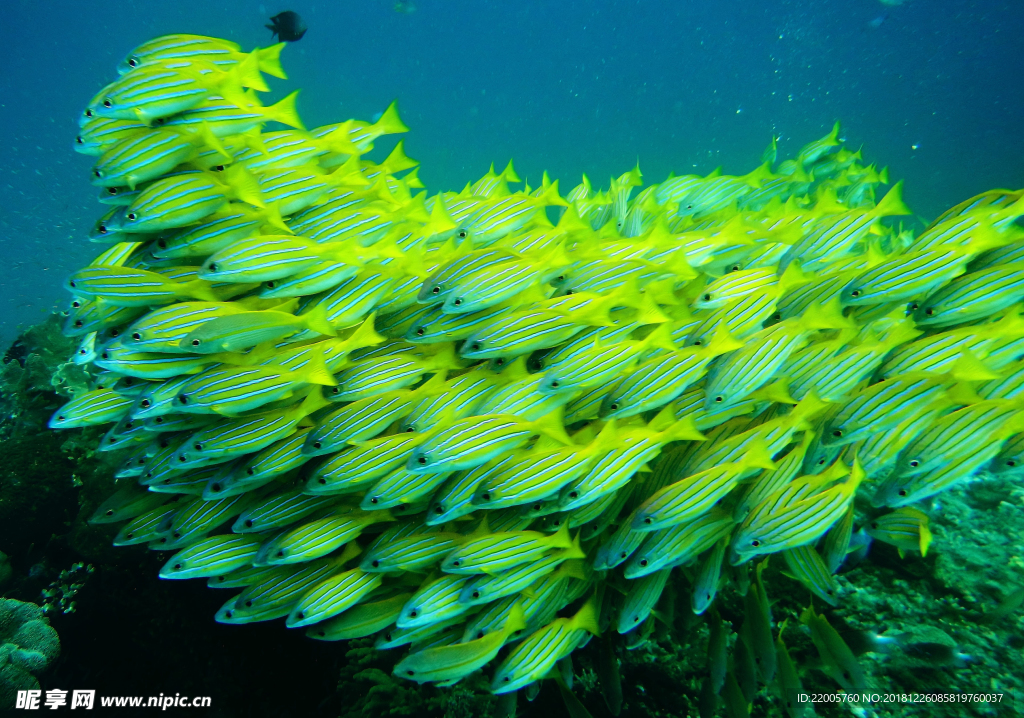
[{"x1": 0, "y1": 598, "x2": 60, "y2": 708}]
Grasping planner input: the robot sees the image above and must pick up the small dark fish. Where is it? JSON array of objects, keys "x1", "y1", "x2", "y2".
[{"x1": 267, "y1": 11, "x2": 307, "y2": 42}]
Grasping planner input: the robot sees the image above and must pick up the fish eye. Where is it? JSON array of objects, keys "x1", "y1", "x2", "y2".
[
  {"x1": 1008, "y1": 460, "x2": 1017, "y2": 467},
  {"x1": 417, "y1": 456, "x2": 428, "y2": 465},
  {"x1": 924, "y1": 308, "x2": 934, "y2": 316},
  {"x1": 714, "y1": 396, "x2": 724, "y2": 403},
  {"x1": 371, "y1": 560, "x2": 380, "y2": 568},
  {"x1": 494, "y1": 358, "x2": 504, "y2": 366},
  {"x1": 370, "y1": 497, "x2": 378, "y2": 504},
  {"x1": 244, "y1": 519, "x2": 254, "y2": 528},
  {"x1": 131, "y1": 332, "x2": 141, "y2": 341},
  {"x1": 140, "y1": 399, "x2": 151, "y2": 408},
  {"x1": 832, "y1": 429, "x2": 842, "y2": 437},
  {"x1": 565, "y1": 289, "x2": 574, "y2": 296},
  {"x1": 550, "y1": 381, "x2": 559, "y2": 388},
  {"x1": 156, "y1": 239, "x2": 167, "y2": 248},
  {"x1": 469, "y1": 342, "x2": 481, "y2": 352},
  {"x1": 109, "y1": 328, "x2": 120, "y2": 337},
  {"x1": 431, "y1": 286, "x2": 441, "y2": 294},
  {"x1": 569, "y1": 491, "x2": 578, "y2": 499},
  {"x1": 213, "y1": 165, "x2": 225, "y2": 172},
  {"x1": 128, "y1": 57, "x2": 139, "y2": 68},
  {"x1": 76, "y1": 136, "x2": 84, "y2": 144},
  {"x1": 692, "y1": 339, "x2": 702, "y2": 346},
  {"x1": 702, "y1": 293, "x2": 712, "y2": 301},
  {"x1": 106, "y1": 188, "x2": 119, "y2": 196},
  {"x1": 173, "y1": 563, "x2": 182, "y2": 570},
  {"x1": 415, "y1": 328, "x2": 425, "y2": 336},
  {"x1": 71, "y1": 300, "x2": 82, "y2": 308},
  {"x1": 850, "y1": 289, "x2": 861, "y2": 297},
  {"x1": 898, "y1": 489, "x2": 907, "y2": 497},
  {"x1": 191, "y1": 339, "x2": 201, "y2": 346},
  {"x1": 638, "y1": 559, "x2": 648, "y2": 567},
  {"x1": 93, "y1": 170, "x2": 103, "y2": 178},
  {"x1": 909, "y1": 302, "x2": 919, "y2": 311},
  {"x1": 481, "y1": 492, "x2": 490, "y2": 501},
  {"x1": 451, "y1": 560, "x2": 460, "y2": 567},
  {"x1": 643, "y1": 517, "x2": 652, "y2": 524},
  {"x1": 312, "y1": 441, "x2": 323, "y2": 449},
  {"x1": 730, "y1": 265, "x2": 741, "y2": 272},
  {"x1": 69, "y1": 280, "x2": 77, "y2": 288},
  {"x1": 246, "y1": 468, "x2": 256, "y2": 476},
  {"x1": 909, "y1": 459, "x2": 919, "y2": 467},
  {"x1": 751, "y1": 539, "x2": 761, "y2": 547},
  {"x1": 208, "y1": 263, "x2": 218, "y2": 272},
  {"x1": 126, "y1": 213, "x2": 137, "y2": 221},
  {"x1": 102, "y1": 99, "x2": 112, "y2": 108},
  {"x1": 84, "y1": 109, "x2": 93, "y2": 118},
  {"x1": 74, "y1": 320, "x2": 83, "y2": 328},
  {"x1": 97, "y1": 224, "x2": 108, "y2": 234},
  {"x1": 100, "y1": 352, "x2": 109, "y2": 359},
  {"x1": 295, "y1": 612, "x2": 304, "y2": 620},
  {"x1": 409, "y1": 609, "x2": 418, "y2": 617},
  {"x1": 178, "y1": 395, "x2": 188, "y2": 404},
  {"x1": 433, "y1": 505, "x2": 444, "y2": 514},
  {"x1": 154, "y1": 417, "x2": 164, "y2": 424},
  {"x1": 453, "y1": 298, "x2": 463, "y2": 306},
  {"x1": 609, "y1": 403, "x2": 619, "y2": 410},
  {"x1": 458, "y1": 230, "x2": 467, "y2": 239},
  {"x1": 318, "y1": 477, "x2": 327, "y2": 484},
  {"x1": 556, "y1": 275, "x2": 565, "y2": 282},
  {"x1": 193, "y1": 442, "x2": 203, "y2": 451},
  {"x1": 266, "y1": 281, "x2": 276, "y2": 289}
]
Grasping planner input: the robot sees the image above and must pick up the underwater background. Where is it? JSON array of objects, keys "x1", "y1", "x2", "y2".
[
  {"x1": 0, "y1": 1, "x2": 1023, "y2": 717},
  {"x1": 2, "y1": 0, "x2": 1024, "y2": 342}
]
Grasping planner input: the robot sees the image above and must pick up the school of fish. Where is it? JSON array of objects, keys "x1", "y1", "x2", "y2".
[{"x1": 54, "y1": 33, "x2": 1024, "y2": 708}]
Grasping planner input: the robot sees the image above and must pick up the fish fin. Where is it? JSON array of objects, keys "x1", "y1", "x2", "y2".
[
  {"x1": 422, "y1": 195, "x2": 457, "y2": 237},
  {"x1": 634, "y1": 291, "x2": 671, "y2": 325},
  {"x1": 919, "y1": 522, "x2": 933, "y2": 557},
  {"x1": 254, "y1": 42, "x2": 288, "y2": 79},
  {"x1": 651, "y1": 410, "x2": 706, "y2": 443},
  {"x1": 300, "y1": 304, "x2": 338, "y2": 337},
  {"x1": 412, "y1": 370, "x2": 449, "y2": 397},
  {"x1": 264, "y1": 90, "x2": 305, "y2": 130},
  {"x1": 754, "y1": 379, "x2": 797, "y2": 406},
  {"x1": 196, "y1": 120, "x2": 230, "y2": 161}
]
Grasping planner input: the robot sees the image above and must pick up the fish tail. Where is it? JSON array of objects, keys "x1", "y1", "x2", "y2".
[
  {"x1": 380, "y1": 140, "x2": 418, "y2": 175},
  {"x1": 255, "y1": 42, "x2": 288, "y2": 80},
  {"x1": 301, "y1": 304, "x2": 338, "y2": 337},
  {"x1": 531, "y1": 406, "x2": 573, "y2": 446},
  {"x1": 183, "y1": 279, "x2": 219, "y2": 302},
  {"x1": 343, "y1": 312, "x2": 386, "y2": 353},
  {"x1": 373, "y1": 100, "x2": 410, "y2": 136},
  {"x1": 259, "y1": 201, "x2": 292, "y2": 234},
  {"x1": 569, "y1": 598, "x2": 601, "y2": 636},
  {"x1": 231, "y1": 52, "x2": 270, "y2": 93},
  {"x1": 327, "y1": 154, "x2": 369, "y2": 187},
  {"x1": 872, "y1": 180, "x2": 911, "y2": 218},
  {"x1": 222, "y1": 164, "x2": 265, "y2": 208},
  {"x1": 264, "y1": 90, "x2": 305, "y2": 131},
  {"x1": 302, "y1": 350, "x2": 337, "y2": 387}
]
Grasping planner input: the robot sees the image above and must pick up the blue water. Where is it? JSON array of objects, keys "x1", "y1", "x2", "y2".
[{"x1": 1, "y1": 0, "x2": 1022, "y2": 345}]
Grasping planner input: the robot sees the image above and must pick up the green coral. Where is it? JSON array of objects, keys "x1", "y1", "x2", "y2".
[{"x1": 0, "y1": 598, "x2": 60, "y2": 708}]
